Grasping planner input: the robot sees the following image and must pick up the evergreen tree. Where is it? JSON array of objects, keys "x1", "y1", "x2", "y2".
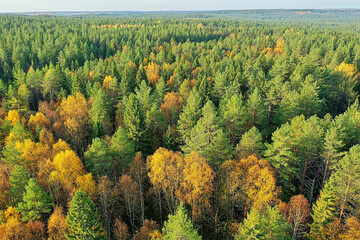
[
  {"x1": 236, "y1": 127, "x2": 264, "y2": 159},
  {"x1": 182, "y1": 100, "x2": 231, "y2": 166},
  {"x1": 162, "y1": 203, "x2": 202, "y2": 240},
  {"x1": 17, "y1": 178, "x2": 53, "y2": 222},
  {"x1": 235, "y1": 206, "x2": 292, "y2": 240},
  {"x1": 245, "y1": 88, "x2": 267, "y2": 130},
  {"x1": 89, "y1": 88, "x2": 113, "y2": 136},
  {"x1": 123, "y1": 93, "x2": 148, "y2": 152},
  {"x1": 177, "y1": 88, "x2": 202, "y2": 142},
  {"x1": 8, "y1": 165, "x2": 30, "y2": 206},
  {"x1": 110, "y1": 126, "x2": 136, "y2": 170},
  {"x1": 66, "y1": 189, "x2": 105, "y2": 240},
  {"x1": 309, "y1": 177, "x2": 337, "y2": 240},
  {"x1": 84, "y1": 138, "x2": 112, "y2": 177}
]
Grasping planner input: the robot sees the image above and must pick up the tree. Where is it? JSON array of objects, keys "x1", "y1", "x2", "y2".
[
  {"x1": 113, "y1": 218, "x2": 130, "y2": 240},
  {"x1": 8, "y1": 165, "x2": 29, "y2": 206},
  {"x1": 236, "y1": 127, "x2": 264, "y2": 159},
  {"x1": 147, "y1": 148, "x2": 185, "y2": 212},
  {"x1": 48, "y1": 206, "x2": 69, "y2": 240},
  {"x1": 110, "y1": 126, "x2": 136, "y2": 172},
  {"x1": 182, "y1": 100, "x2": 231, "y2": 166},
  {"x1": 281, "y1": 194, "x2": 311, "y2": 239},
  {"x1": 42, "y1": 68, "x2": 63, "y2": 101},
  {"x1": 181, "y1": 152, "x2": 214, "y2": 218},
  {"x1": 162, "y1": 202, "x2": 202, "y2": 240},
  {"x1": 235, "y1": 206, "x2": 292, "y2": 240},
  {"x1": 145, "y1": 62, "x2": 160, "y2": 85},
  {"x1": 66, "y1": 189, "x2": 105, "y2": 240},
  {"x1": 84, "y1": 138, "x2": 113, "y2": 177},
  {"x1": 123, "y1": 93, "x2": 148, "y2": 152},
  {"x1": 17, "y1": 178, "x2": 53, "y2": 222},
  {"x1": 89, "y1": 88, "x2": 113, "y2": 136},
  {"x1": 333, "y1": 144, "x2": 360, "y2": 222},
  {"x1": 59, "y1": 92, "x2": 90, "y2": 154},
  {"x1": 220, "y1": 93, "x2": 246, "y2": 145},
  {"x1": 309, "y1": 177, "x2": 337, "y2": 240},
  {"x1": 177, "y1": 89, "x2": 202, "y2": 142},
  {"x1": 245, "y1": 88, "x2": 267, "y2": 130}
]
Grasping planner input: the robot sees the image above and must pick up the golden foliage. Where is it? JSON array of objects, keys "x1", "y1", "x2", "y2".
[
  {"x1": 181, "y1": 152, "x2": 214, "y2": 217},
  {"x1": 340, "y1": 217, "x2": 360, "y2": 240},
  {"x1": 145, "y1": 62, "x2": 160, "y2": 85},
  {"x1": 28, "y1": 112, "x2": 51, "y2": 133},
  {"x1": 5, "y1": 110, "x2": 21, "y2": 126},
  {"x1": 335, "y1": 62, "x2": 358, "y2": 77},
  {"x1": 48, "y1": 206, "x2": 69, "y2": 240},
  {"x1": 50, "y1": 150, "x2": 86, "y2": 194},
  {"x1": 160, "y1": 92, "x2": 183, "y2": 124}
]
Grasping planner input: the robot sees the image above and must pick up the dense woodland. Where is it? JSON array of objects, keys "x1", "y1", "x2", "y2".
[{"x1": 0, "y1": 11, "x2": 360, "y2": 239}]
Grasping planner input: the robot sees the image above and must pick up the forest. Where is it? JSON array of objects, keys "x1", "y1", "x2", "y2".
[{"x1": 0, "y1": 11, "x2": 360, "y2": 239}]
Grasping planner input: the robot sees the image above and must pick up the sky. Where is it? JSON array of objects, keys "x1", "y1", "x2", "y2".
[{"x1": 1, "y1": 0, "x2": 360, "y2": 12}]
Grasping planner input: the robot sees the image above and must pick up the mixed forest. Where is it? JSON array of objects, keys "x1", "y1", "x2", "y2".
[{"x1": 0, "y1": 11, "x2": 360, "y2": 239}]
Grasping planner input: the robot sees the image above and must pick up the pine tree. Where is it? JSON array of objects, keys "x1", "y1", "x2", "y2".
[
  {"x1": 66, "y1": 189, "x2": 105, "y2": 240},
  {"x1": 110, "y1": 126, "x2": 136, "y2": 170},
  {"x1": 236, "y1": 127, "x2": 264, "y2": 159},
  {"x1": 177, "y1": 88, "x2": 202, "y2": 142},
  {"x1": 84, "y1": 138, "x2": 112, "y2": 177},
  {"x1": 123, "y1": 93, "x2": 148, "y2": 152},
  {"x1": 162, "y1": 203, "x2": 202, "y2": 240},
  {"x1": 309, "y1": 177, "x2": 337, "y2": 240},
  {"x1": 220, "y1": 93, "x2": 246, "y2": 145},
  {"x1": 235, "y1": 206, "x2": 291, "y2": 240},
  {"x1": 245, "y1": 88, "x2": 267, "y2": 130},
  {"x1": 182, "y1": 100, "x2": 231, "y2": 166},
  {"x1": 8, "y1": 165, "x2": 29, "y2": 206},
  {"x1": 17, "y1": 178, "x2": 53, "y2": 222},
  {"x1": 89, "y1": 88, "x2": 113, "y2": 136}
]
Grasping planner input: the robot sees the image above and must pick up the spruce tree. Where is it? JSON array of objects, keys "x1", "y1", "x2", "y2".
[
  {"x1": 66, "y1": 189, "x2": 105, "y2": 240},
  {"x1": 17, "y1": 178, "x2": 53, "y2": 222},
  {"x1": 235, "y1": 206, "x2": 291, "y2": 240},
  {"x1": 89, "y1": 88, "x2": 113, "y2": 136},
  {"x1": 8, "y1": 165, "x2": 29, "y2": 206},
  {"x1": 236, "y1": 127, "x2": 264, "y2": 159},
  {"x1": 182, "y1": 100, "x2": 231, "y2": 166},
  {"x1": 177, "y1": 88, "x2": 202, "y2": 142},
  {"x1": 309, "y1": 177, "x2": 336, "y2": 240},
  {"x1": 123, "y1": 93, "x2": 149, "y2": 152},
  {"x1": 162, "y1": 203, "x2": 202, "y2": 240}
]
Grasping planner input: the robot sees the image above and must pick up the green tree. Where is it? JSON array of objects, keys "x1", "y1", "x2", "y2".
[
  {"x1": 66, "y1": 189, "x2": 105, "y2": 240},
  {"x1": 245, "y1": 88, "x2": 267, "y2": 130},
  {"x1": 177, "y1": 88, "x2": 202, "y2": 142},
  {"x1": 8, "y1": 165, "x2": 30, "y2": 206},
  {"x1": 182, "y1": 100, "x2": 231, "y2": 166},
  {"x1": 17, "y1": 178, "x2": 53, "y2": 222},
  {"x1": 309, "y1": 177, "x2": 337, "y2": 240},
  {"x1": 110, "y1": 126, "x2": 136, "y2": 171},
  {"x1": 89, "y1": 88, "x2": 113, "y2": 136},
  {"x1": 84, "y1": 138, "x2": 112, "y2": 177},
  {"x1": 162, "y1": 202, "x2": 202, "y2": 240},
  {"x1": 236, "y1": 127, "x2": 264, "y2": 159},
  {"x1": 235, "y1": 206, "x2": 291, "y2": 240},
  {"x1": 123, "y1": 93, "x2": 148, "y2": 152}
]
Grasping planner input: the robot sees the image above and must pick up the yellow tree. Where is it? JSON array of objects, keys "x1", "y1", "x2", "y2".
[
  {"x1": 147, "y1": 148, "x2": 185, "y2": 213},
  {"x1": 181, "y1": 152, "x2": 214, "y2": 218},
  {"x1": 49, "y1": 150, "x2": 94, "y2": 197},
  {"x1": 27, "y1": 112, "x2": 51, "y2": 134},
  {"x1": 48, "y1": 206, "x2": 69, "y2": 240},
  {"x1": 240, "y1": 155, "x2": 280, "y2": 213},
  {"x1": 58, "y1": 92, "x2": 90, "y2": 153},
  {"x1": 145, "y1": 62, "x2": 160, "y2": 85}
]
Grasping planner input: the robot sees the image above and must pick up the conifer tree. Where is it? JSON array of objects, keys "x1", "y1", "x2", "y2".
[
  {"x1": 8, "y1": 165, "x2": 29, "y2": 206},
  {"x1": 236, "y1": 127, "x2": 264, "y2": 159},
  {"x1": 66, "y1": 189, "x2": 105, "y2": 240},
  {"x1": 123, "y1": 93, "x2": 148, "y2": 152},
  {"x1": 235, "y1": 206, "x2": 291, "y2": 240},
  {"x1": 162, "y1": 202, "x2": 202, "y2": 240},
  {"x1": 182, "y1": 100, "x2": 231, "y2": 166},
  {"x1": 309, "y1": 177, "x2": 337, "y2": 240},
  {"x1": 177, "y1": 88, "x2": 202, "y2": 142},
  {"x1": 89, "y1": 88, "x2": 113, "y2": 136},
  {"x1": 17, "y1": 178, "x2": 53, "y2": 222}
]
